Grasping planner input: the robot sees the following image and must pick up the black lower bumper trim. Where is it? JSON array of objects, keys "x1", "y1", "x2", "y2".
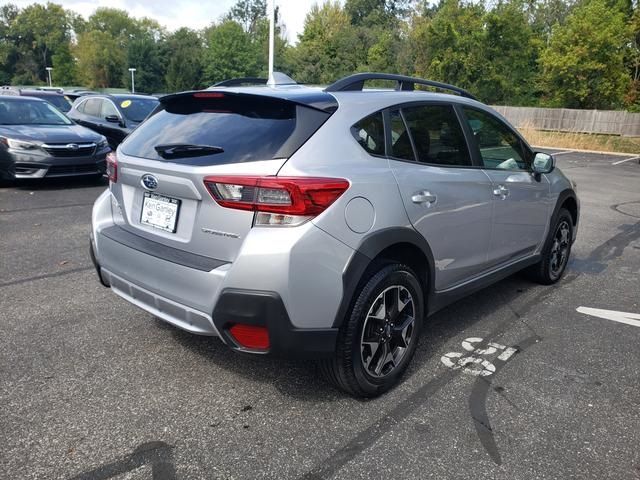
[
  {"x1": 212, "y1": 288, "x2": 338, "y2": 359},
  {"x1": 89, "y1": 237, "x2": 110, "y2": 288},
  {"x1": 100, "y1": 225, "x2": 228, "y2": 272}
]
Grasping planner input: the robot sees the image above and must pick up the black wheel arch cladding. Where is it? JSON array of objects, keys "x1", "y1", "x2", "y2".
[{"x1": 333, "y1": 227, "x2": 435, "y2": 329}]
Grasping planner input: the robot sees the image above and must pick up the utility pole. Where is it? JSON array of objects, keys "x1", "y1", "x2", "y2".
[
  {"x1": 267, "y1": 0, "x2": 275, "y2": 83},
  {"x1": 129, "y1": 68, "x2": 136, "y2": 93}
]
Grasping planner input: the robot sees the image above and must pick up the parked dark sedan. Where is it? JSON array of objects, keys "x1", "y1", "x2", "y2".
[
  {"x1": 0, "y1": 96, "x2": 110, "y2": 180},
  {"x1": 67, "y1": 94, "x2": 159, "y2": 149}
]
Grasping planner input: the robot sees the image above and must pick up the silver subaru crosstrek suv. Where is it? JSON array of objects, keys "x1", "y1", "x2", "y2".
[{"x1": 90, "y1": 73, "x2": 579, "y2": 397}]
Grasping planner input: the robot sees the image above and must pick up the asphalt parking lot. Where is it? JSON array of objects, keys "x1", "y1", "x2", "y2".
[{"x1": 1, "y1": 150, "x2": 639, "y2": 479}]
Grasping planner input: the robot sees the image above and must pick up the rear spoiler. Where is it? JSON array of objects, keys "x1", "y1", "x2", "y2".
[{"x1": 158, "y1": 89, "x2": 338, "y2": 114}]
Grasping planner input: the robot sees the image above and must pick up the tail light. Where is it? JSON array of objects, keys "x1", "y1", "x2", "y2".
[
  {"x1": 229, "y1": 324, "x2": 270, "y2": 350},
  {"x1": 106, "y1": 152, "x2": 118, "y2": 182},
  {"x1": 204, "y1": 176, "x2": 349, "y2": 226}
]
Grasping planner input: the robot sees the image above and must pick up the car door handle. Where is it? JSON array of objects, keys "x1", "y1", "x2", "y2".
[
  {"x1": 493, "y1": 185, "x2": 509, "y2": 199},
  {"x1": 411, "y1": 191, "x2": 437, "y2": 205}
]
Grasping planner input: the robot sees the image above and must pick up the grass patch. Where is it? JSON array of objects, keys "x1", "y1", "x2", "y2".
[{"x1": 519, "y1": 128, "x2": 640, "y2": 154}]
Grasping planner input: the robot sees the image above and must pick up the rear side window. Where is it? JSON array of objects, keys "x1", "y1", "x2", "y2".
[
  {"x1": 402, "y1": 105, "x2": 471, "y2": 167},
  {"x1": 121, "y1": 93, "x2": 331, "y2": 166},
  {"x1": 389, "y1": 110, "x2": 414, "y2": 161},
  {"x1": 351, "y1": 112, "x2": 385, "y2": 156}
]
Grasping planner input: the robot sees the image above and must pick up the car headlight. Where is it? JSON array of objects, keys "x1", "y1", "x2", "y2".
[
  {"x1": 3, "y1": 138, "x2": 38, "y2": 150},
  {"x1": 97, "y1": 138, "x2": 109, "y2": 149}
]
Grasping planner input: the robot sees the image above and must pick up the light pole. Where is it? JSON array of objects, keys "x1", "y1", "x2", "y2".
[
  {"x1": 268, "y1": 0, "x2": 274, "y2": 79},
  {"x1": 45, "y1": 67, "x2": 53, "y2": 87},
  {"x1": 266, "y1": 0, "x2": 277, "y2": 86},
  {"x1": 128, "y1": 68, "x2": 136, "y2": 93}
]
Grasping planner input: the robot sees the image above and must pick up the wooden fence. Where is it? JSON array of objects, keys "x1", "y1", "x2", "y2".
[{"x1": 491, "y1": 106, "x2": 640, "y2": 137}]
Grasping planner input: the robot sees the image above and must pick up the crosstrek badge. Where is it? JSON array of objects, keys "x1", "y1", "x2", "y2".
[{"x1": 121, "y1": 100, "x2": 132, "y2": 108}]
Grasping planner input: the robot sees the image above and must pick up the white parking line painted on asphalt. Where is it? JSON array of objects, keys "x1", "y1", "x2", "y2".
[
  {"x1": 532, "y1": 145, "x2": 635, "y2": 156},
  {"x1": 576, "y1": 306, "x2": 640, "y2": 328},
  {"x1": 611, "y1": 156, "x2": 640, "y2": 165},
  {"x1": 549, "y1": 150, "x2": 576, "y2": 156}
]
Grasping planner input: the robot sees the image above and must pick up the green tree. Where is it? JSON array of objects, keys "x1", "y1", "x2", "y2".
[
  {"x1": 413, "y1": 0, "x2": 485, "y2": 91},
  {"x1": 293, "y1": 2, "x2": 360, "y2": 84},
  {"x1": 225, "y1": 0, "x2": 266, "y2": 35},
  {"x1": 86, "y1": 8, "x2": 139, "y2": 44},
  {"x1": 203, "y1": 20, "x2": 260, "y2": 84},
  {"x1": 0, "y1": 4, "x2": 19, "y2": 84},
  {"x1": 345, "y1": 0, "x2": 410, "y2": 28},
  {"x1": 51, "y1": 43, "x2": 77, "y2": 85},
  {"x1": 526, "y1": 0, "x2": 578, "y2": 42},
  {"x1": 165, "y1": 28, "x2": 204, "y2": 91},
  {"x1": 75, "y1": 30, "x2": 126, "y2": 88},
  {"x1": 625, "y1": 6, "x2": 640, "y2": 110},
  {"x1": 475, "y1": 1, "x2": 540, "y2": 104},
  {"x1": 10, "y1": 2, "x2": 72, "y2": 84},
  {"x1": 539, "y1": 0, "x2": 630, "y2": 108},
  {"x1": 125, "y1": 36, "x2": 165, "y2": 93}
]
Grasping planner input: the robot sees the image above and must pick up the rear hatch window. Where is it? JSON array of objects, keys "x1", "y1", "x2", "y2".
[{"x1": 120, "y1": 92, "x2": 332, "y2": 166}]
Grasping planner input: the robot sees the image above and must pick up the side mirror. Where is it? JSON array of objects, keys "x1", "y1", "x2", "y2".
[
  {"x1": 105, "y1": 115, "x2": 122, "y2": 124},
  {"x1": 532, "y1": 152, "x2": 555, "y2": 175}
]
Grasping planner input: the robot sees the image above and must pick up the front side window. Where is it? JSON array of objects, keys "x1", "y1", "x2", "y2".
[
  {"x1": 83, "y1": 98, "x2": 102, "y2": 117},
  {"x1": 351, "y1": 112, "x2": 385, "y2": 156},
  {"x1": 101, "y1": 100, "x2": 120, "y2": 119},
  {"x1": 75, "y1": 100, "x2": 86, "y2": 113},
  {"x1": 402, "y1": 104, "x2": 471, "y2": 167},
  {"x1": 463, "y1": 107, "x2": 528, "y2": 170}
]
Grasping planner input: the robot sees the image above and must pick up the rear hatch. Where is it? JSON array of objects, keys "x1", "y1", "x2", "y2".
[{"x1": 109, "y1": 90, "x2": 334, "y2": 262}]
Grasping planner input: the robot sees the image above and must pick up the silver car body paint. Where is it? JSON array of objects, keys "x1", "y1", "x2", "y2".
[{"x1": 91, "y1": 86, "x2": 578, "y2": 341}]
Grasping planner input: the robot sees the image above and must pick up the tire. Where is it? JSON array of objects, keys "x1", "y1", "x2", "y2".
[
  {"x1": 527, "y1": 208, "x2": 573, "y2": 285},
  {"x1": 320, "y1": 263, "x2": 424, "y2": 397}
]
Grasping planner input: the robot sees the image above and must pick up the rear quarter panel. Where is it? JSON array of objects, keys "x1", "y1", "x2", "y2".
[{"x1": 278, "y1": 98, "x2": 413, "y2": 252}]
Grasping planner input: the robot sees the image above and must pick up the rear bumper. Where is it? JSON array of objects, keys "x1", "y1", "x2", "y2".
[
  {"x1": 213, "y1": 289, "x2": 338, "y2": 358},
  {"x1": 90, "y1": 189, "x2": 351, "y2": 358},
  {"x1": 90, "y1": 235, "x2": 221, "y2": 336},
  {"x1": 90, "y1": 237, "x2": 338, "y2": 356}
]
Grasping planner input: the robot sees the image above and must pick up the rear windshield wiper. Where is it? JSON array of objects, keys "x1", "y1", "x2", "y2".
[{"x1": 154, "y1": 143, "x2": 224, "y2": 159}]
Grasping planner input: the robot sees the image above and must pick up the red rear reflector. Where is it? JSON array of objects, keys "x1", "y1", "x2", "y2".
[
  {"x1": 106, "y1": 152, "x2": 118, "y2": 182},
  {"x1": 229, "y1": 324, "x2": 270, "y2": 350},
  {"x1": 193, "y1": 92, "x2": 225, "y2": 98},
  {"x1": 204, "y1": 176, "x2": 350, "y2": 216}
]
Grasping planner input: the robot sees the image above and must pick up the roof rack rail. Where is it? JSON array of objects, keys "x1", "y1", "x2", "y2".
[
  {"x1": 324, "y1": 72, "x2": 477, "y2": 100},
  {"x1": 213, "y1": 77, "x2": 267, "y2": 87}
]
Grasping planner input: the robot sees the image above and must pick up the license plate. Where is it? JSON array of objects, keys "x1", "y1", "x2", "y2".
[{"x1": 140, "y1": 192, "x2": 181, "y2": 233}]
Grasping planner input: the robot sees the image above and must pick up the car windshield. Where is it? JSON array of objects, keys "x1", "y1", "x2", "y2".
[
  {"x1": 28, "y1": 94, "x2": 73, "y2": 113},
  {"x1": 116, "y1": 97, "x2": 158, "y2": 123},
  {"x1": 0, "y1": 98, "x2": 72, "y2": 125}
]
